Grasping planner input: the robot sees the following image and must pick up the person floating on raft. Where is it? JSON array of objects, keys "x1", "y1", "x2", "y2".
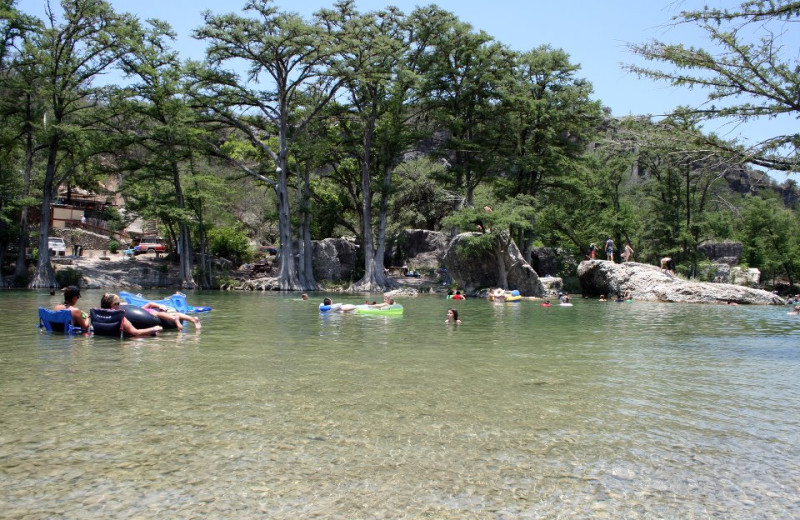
[
  {"x1": 366, "y1": 296, "x2": 396, "y2": 309},
  {"x1": 134, "y1": 300, "x2": 201, "y2": 331},
  {"x1": 94, "y1": 293, "x2": 163, "y2": 337},
  {"x1": 319, "y1": 297, "x2": 358, "y2": 312}
]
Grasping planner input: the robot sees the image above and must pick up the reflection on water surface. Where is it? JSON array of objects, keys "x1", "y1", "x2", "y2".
[{"x1": 1, "y1": 290, "x2": 799, "y2": 519}]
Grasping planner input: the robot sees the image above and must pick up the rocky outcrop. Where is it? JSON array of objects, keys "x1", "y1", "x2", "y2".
[
  {"x1": 312, "y1": 238, "x2": 358, "y2": 282},
  {"x1": 730, "y1": 266, "x2": 761, "y2": 288},
  {"x1": 59, "y1": 255, "x2": 182, "y2": 289},
  {"x1": 577, "y1": 260, "x2": 783, "y2": 305},
  {"x1": 697, "y1": 241, "x2": 742, "y2": 265},
  {"x1": 539, "y1": 276, "x2": 563, "y2": 296},
  {"x1": 385, "y1": 229, "x2": 449, "y2": 271},
  {"x1": 443, "y1": 232, "x2": 545, "y2": 296},
  {"x1": 530, "y1": 247, "x2": 558, "y2": 277}
]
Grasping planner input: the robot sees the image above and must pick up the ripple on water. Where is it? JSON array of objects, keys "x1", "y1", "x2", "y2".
[{"x1": 1, "y1": 292, "x2": 799, "y2": 518}]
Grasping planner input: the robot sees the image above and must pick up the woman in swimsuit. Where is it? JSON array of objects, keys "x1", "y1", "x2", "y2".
[{"x1": 53, "y1": 286, "x2": 90, "y2": 329}]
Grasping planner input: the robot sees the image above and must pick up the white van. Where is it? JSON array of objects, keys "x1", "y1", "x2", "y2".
[{"x1": 48, "y1": 237, "x2": 66, "y2": 256}]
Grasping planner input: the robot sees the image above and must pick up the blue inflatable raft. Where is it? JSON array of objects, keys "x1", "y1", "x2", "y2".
[{"x1": 120, "y1": 291, "x2": 212, "y2": 313}]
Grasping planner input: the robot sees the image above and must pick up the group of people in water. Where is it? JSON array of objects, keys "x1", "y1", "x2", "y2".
[{"x1": 53, "y1": 286, "x2": 201, "y2": 336}]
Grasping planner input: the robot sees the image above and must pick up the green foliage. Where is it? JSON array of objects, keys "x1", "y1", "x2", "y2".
[
  {"x1": 3, "y1": 0, "x2": 800, "y2": 291},
  {"x1": 389, "y1": 158, "x2": 452, "y2": 233},
  {"x1": 626, "y1": 0, "x2": 800, "y2": 172},
  {"x1": 695, "y1": 260, "x2": 720, "y2": 283},
  {"x1": 103, "y1": 206, "x2": 124, "y2": 233},
  {"x1": 108, "y1": 240, "x2": 119, "y2": 253},
  {"x1": 208, "y1": 226, "x2": 254, "y2": 265},
  {"x1": 735, "y1": 195, "x2": 800, "y2": 284}
]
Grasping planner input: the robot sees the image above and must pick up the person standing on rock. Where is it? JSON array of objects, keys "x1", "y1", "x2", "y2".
[
  {"x1": 660, "y1": 257, "x2": 676, "y2": 276},
  {"x1": 605, "y1": 237, "x2": 614, "y2": 262},
  {"x1": 589, "y1": 243, "x2": 596, "y2": 259},
  {"x1": 622, "y1": 243, "x2": 634, "y2": 262}
]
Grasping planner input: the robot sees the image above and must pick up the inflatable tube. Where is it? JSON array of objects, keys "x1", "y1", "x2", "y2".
[
  {"x1": 355, "y1": 304, "x2": 404, "y2": 315},
  {"x1": 505, "y1": 294, "x2": 522, "y2": 302},
  {"x1": 123, "y1": 306, "x2": 163, "y2": 329},
  {"x1": 120, "y1": 291, "x2": 212, "y2": 313},
  {"x1": 319, "y1": 303, "x2": 342, "y2": 312}
]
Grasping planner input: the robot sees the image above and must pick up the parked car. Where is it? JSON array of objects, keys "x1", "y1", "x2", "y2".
[
  {"x1": 48, "y1": 237, "x2": 66, "y2": 256},
  {"x1": 134, "y1": 237, "x2": 168, "y2": 255}
]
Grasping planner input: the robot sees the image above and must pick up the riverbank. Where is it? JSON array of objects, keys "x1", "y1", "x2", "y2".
[
  {"x1": 60, "y1": 251, "x2": 450, "y2": 294},
  {"x1": 55, "y1": 250, "x2": 181, "y2": 289}
]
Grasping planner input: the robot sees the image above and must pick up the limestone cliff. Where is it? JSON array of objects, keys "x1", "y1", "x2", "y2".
[{"x1": 577, "y1": 260, "x2": 783, "y2": 305}]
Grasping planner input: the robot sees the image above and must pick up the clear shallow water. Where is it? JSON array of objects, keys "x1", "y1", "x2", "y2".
[{"x1": 2, "y1": 290, "x2": 799, "y2": 519}]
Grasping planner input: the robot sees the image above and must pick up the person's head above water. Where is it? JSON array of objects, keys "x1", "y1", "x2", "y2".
[{"x1": 64, "y1": 285, "x2": 81, "y2": 304}]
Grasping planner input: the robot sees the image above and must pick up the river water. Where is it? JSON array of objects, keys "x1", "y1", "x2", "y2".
[{"x1": 2, "y1": 290, "x2": 799, "y2": 519}]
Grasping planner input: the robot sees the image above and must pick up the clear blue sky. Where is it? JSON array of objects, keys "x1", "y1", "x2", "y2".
[{"x1": 16, "y1": 0, "x2": 796, "y2": 177}]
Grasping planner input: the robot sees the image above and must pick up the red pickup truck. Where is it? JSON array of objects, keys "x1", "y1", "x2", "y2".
[{"x1": 134, "y1": 237, "x2": 168, "y2": 255}]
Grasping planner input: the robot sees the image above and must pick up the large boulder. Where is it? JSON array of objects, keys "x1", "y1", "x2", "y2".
[
  {"x1": 312, "y1": 238, "x2": 358, "y2": 282},
  {"x1": 530, "y1": 247, "x2": 559, "y2": 277},
  {"x1": 697, "y1": 240, "x2": 742, "y2": 265},
  {"x1": 385, "y1": 229, "x2": 449, "y2": 270},
  {"x1": 444, "y1": 232, "x2": 545, "y2": 296},
  {"x1": 577, "y1": 260, "x2": 783, "y2": 304},
  {"x1": 730, "y1": 266, "x2": 761, "y2": 288}
]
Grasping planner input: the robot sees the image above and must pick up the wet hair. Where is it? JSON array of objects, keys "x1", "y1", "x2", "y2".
[
  {"x1": 323, "y1": 298, "x2": 332, "y2": 305},
  {"x1": 64, "y1": 286, "x2": 81, "y2": 304},
  {"x1": 448, "y1": 308, "x2": 459, "y2": 321},
  {"x1": 100, "y1": 293, "x2": 120, "y2": 309}
]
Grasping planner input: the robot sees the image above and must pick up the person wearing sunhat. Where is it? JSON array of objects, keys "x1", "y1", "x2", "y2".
[{"x1": 53, "y1": 285, "x2": 90, "y2": 329}]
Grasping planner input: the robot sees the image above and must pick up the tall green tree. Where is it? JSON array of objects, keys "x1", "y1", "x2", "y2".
[
  {"x1": 627, "y1": 117, "x2": 743, "y2": 271},
  {"x1": 191, "y1": 0, "x2": 343, "y2": 290},
  {"x1": 415, "y1": 9, "x2": 513, "y2": 208},
  {"x1": 627, "y1": 0, "x2": 800, "y2": 172},
  {"x1": 736, "y1": 195, "x2": 800, "y2": 287},
  {"x1": 25, "y1": 0, "x2": 143, "y2": 288},
  {"x1": 114, "y1": 19, "x2": 205, "y2": 288},
  {"x1": 0, "y1": 0, "x2": 38, "y2": 286},
  {"x1": 318, "y1": 1, "x2": 425, "y2": 292},
  {"x1": 496, "y1": 45, "x2": 603, "y2": 260}
]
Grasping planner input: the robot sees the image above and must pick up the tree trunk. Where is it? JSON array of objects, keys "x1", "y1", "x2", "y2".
[
  {"x1": 276, "y1": 161, "x2": 302, "y2": 291},
  {"x1": 172, "y1": 159, "x2": 196, "y2": 289},
  {"x1": 14, "y1": 94, "x2": 35, "y2": 282},
  {"x1": 299, "y1": 162, "x2": 316, "y2": 290},
  {"x1": 349, "y1": 110, "x2": 396, "y2": 293},
  {"x1": 195, "y1": 208, "x2": 213, "y2": 289},
  {"x1": 494, "y1": 238, "x2": 509, "y2": 290},
  {"x1": 178, "y1": 223, "x2": 195, "y2": 289},
  {"x1": 29, "y1": 137, "x2": 59, "y2": 289}
]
